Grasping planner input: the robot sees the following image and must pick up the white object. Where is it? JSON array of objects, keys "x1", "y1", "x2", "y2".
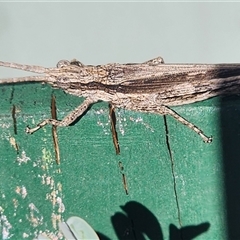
[{"x1": 59, "y1": 216, "x2": 99, "y2": 240}]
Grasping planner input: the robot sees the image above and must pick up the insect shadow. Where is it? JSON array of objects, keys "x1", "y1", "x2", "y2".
[
  {"x1": 96, "y1": 201, "x2": 210, "y2": 240},
  {"x1": 67, "y1": 102, "x2": 94, "y2": 126}
]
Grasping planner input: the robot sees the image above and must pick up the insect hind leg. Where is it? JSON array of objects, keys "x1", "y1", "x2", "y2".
[{"x1": 159, "y1": 105, "x2": 212, "y2": 143}]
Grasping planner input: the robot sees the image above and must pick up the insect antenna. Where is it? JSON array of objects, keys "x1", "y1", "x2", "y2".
[
  {"x1": 0, "y1": 61, "x2": 48, "y2": 73},
  {"x1": 0, "y1": 76, "x2": 47, "y2": 84},
  {"x1": 0, "y1": 61, "x2": 49, "y2": 84}
]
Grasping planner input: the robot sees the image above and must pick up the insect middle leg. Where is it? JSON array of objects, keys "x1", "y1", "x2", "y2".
[{"x1": 26, "y1": 97, "x2": 98, "y2": 134}]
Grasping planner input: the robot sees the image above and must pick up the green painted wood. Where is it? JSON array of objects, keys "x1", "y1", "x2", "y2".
[{"x1": 0, "y1": 83, "x2": 238, "y2": 239}]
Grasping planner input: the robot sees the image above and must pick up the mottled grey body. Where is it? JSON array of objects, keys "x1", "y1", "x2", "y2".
[{"x1": 1, "y1": 56, "x2": 240, "y2": 142}]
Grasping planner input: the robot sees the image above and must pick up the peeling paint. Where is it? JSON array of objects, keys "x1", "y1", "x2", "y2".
[
  {"x1": 12, "y1": 199, "x2": 18, "y2": 216},
  {"x1": 27, "y1": 203, "x2": 43, "y2": 228},
  {"x1": 129, "y1": 116, "x2": 155, "y2": 132},
  {"x1": 51, "y1": 213, "x2": 62, "y2": 230},
  {"x1": 22, "y1": 232, "x2": 29, "y2": 238},
  {"x1": 97, "y1": 119, "x2": 110, "y2": 135},
  {"x1": 40, "y1": 151, "x2": 65, "y2": 231},
  {"x1": 9, "y1": 137, "x2": 19, "y2": 151},
  {"x1": 117, "y1": 111, "x2": 127, "y2": 136},
  {"x1": 0, "y1": 121, "x2": 11, "y2": 130},
  {"x1": 16, "y1": 151, "x2": 31, "y2": 165},
  {"x1": 0, "y1": 206, "x2": 12, "y2": 240},
  {"x1": 56, "y1": 197, "x2": 65, "y2": 213},
  {"x1": 41, "y1": 148, "x2": 54, "y2": 170},
  {"x1": 15, "y1": 186, "x2": 27, "y2": 199}
]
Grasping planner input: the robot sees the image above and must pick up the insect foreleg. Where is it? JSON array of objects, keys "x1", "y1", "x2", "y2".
[{"x1": 26, "y1": 97, "x2": 98, "y2": 134}]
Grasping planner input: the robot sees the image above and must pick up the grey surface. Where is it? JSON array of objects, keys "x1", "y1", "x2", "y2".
[{"x1": 1, "y1": 3, "x2": 240, "y2": 72}]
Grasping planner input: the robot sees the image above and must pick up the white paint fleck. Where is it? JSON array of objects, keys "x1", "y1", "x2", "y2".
[
  {"x1": 56, "y1": 197, "x2": 65, "y2": 213},
  {"x1": 41, "y1": 174, "x2": 46, "y2": 184},
  {"x1": 51, "y1": 213, "x2": 62, "y2": 230},
  {"x1": 9, "y1": 137, "x2": 19, "y2": 151},
  {"x1": 15, "y1": 186, "x2": 28, "y2": 199},
  {"x1": 27, "y1": 203, "x2": 43, "y2": 228},
  {"x1": 50, "y1": 179, "x2": 55, "y2": 189},
  {"x1": 117, "y1": 112, "x2": 127, "y2": 135},
  {"x1": 0, "y1": 122, "x2": 11, "y2": 129},
  {"x1": 0, "y1": 207, "x2": 12, "y2": 240},
  {"x1": 15, "y1": 186, "x2": 20, "y2": 195},
  {"x1": 16, "y1": 151, "x2": 31, "y2": 165},
  {"x1": 13, "y1": 198, "x2": 18, "y2": 214},
  {"x1": 57, "y1": 183, "x2": 62, "y2": 192},
  {"x1": 29, "y1": 203, "x2": 39, "y2": 213},
  {"x1": 97, "y1": 120, "x2": 110, "y2": 135},
  {"x1": 129, "y1": 116, "x2": 154, "y2": 132},
  {"x1": 46, "y1": 176, "x2": 52, "y2": 186},
  {"x1": 95, "y1": 109, "x2": 105, "y2": 115},
  {"x1": 21, "y1": 186, "x2": 27, "y2": 199},
  {"x1": 22, "y1": 232, "x2": 29, "y2": 238},
  {"x1": 130, "y1": 116, "x2": 143, "y2": 123}
]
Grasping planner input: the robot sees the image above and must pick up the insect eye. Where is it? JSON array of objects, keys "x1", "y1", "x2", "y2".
[
  {"x1": 56, "y1": 60, "x2": 70, "y2": 68},
  {"x1": 70, "y1": 60, "x2": 84, "y2": 67}
]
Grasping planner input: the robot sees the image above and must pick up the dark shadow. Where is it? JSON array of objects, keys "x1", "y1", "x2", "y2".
[
  {"x1": 220, "y1": 95, "x2": 240, "y2": 239},
  {"x1": 97, "y1": 201, "x2": 210, "y2": 240},
  {"x1": 69, "y1": 103, "x2": 94, "y2": 126},
  {"x1": 96, "y1": 231, "x2": 111, "y2": 240},
  {"x1": 169, "y1": 222, "x2": 210, "y2": 240},
  {"x1": 112, "y1": 201, "x2": 163, "y2": 240}
]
